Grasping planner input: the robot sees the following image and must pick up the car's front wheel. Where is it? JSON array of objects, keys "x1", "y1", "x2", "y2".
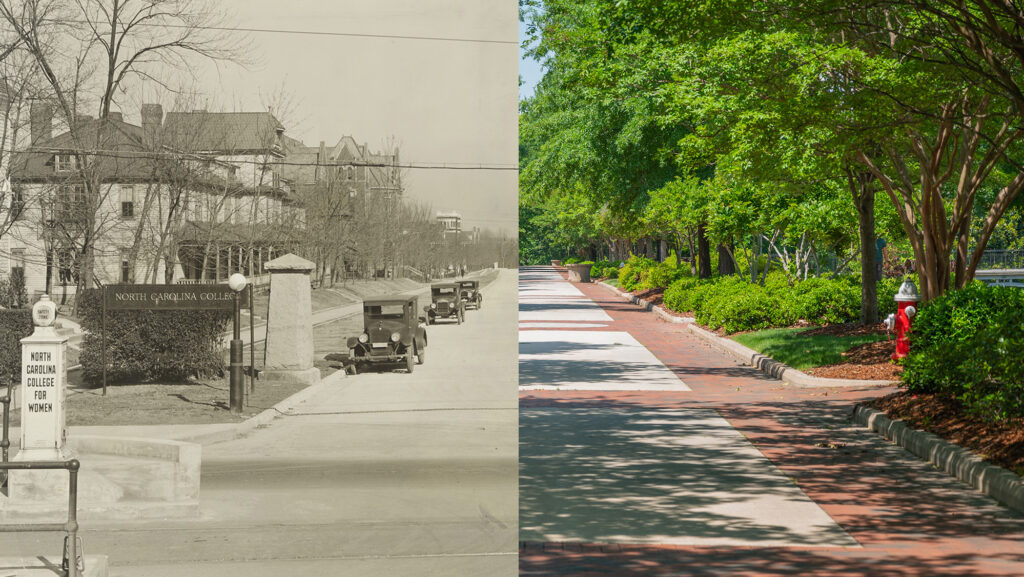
[
  {"x1": 405, "y1": 345, "x2": 416, "y2": 373},
  {"x1": 416, "y1": 344, "x2": 425, "y2": 365}
]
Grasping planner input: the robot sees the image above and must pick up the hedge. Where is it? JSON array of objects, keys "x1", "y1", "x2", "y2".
[
  {"x1": 903, "y1": 282, "x2": 1024, "y2": 422},
  {"x1": 662, "y1": 271, "x2": 862, "y2": 333},
  {"x1": 0, "y1": 309, "x2": 34, "y2": 386},
  {"x1": 77, "y1": 289, "x2": 230, "y2": 385}
]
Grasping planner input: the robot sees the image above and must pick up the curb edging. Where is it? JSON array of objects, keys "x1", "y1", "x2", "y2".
[
  {"x1": 685, "y1": 322, "x2": 895, "y2": 388},
  {"x1": 596, "y1": 281, "x2": 693, "y2": 325},
  {"x1": 851, "y1": 404, "x2": 1024, "y2": 515},
  {"x1": 176, "y1": 368, "x2": 348, "y2": 445},
  {"x1": 595, "y1": 280, "x2": 896, "y2": 389}
]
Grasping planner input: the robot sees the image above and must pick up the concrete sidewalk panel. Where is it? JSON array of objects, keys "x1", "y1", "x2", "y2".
[
  {"x1": 0, "y1": 556, "x2": 107, "y2": 577},
  {"x1": 520, "y1": 407, "x2": 858, "y2": 547},
  {"x1": 519, "y1": 330, "x2": 690, "y2": 391}
]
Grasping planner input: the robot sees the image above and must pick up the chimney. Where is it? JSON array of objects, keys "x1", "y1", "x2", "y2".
[
  {"x1": 141, "y1": 103, "x2": 163, "y2": 147},
  {"x1": 30, "y1": 102, "x2": 52, "y2": 144},
  {"x1": 318, "y1": 140, "x2": 326, "y2": 182}
]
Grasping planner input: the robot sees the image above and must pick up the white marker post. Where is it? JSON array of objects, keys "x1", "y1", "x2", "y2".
[{"x1": 17, "y1": 295, "x2": 71, "y2": 461}]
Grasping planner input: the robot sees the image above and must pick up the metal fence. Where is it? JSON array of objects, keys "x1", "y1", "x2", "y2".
[{"x1": 976, "y1": 249, "x2": 1024, "y2": 270}]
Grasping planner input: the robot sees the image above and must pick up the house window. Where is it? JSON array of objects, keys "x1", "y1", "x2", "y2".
[
  {"x1": 10, "y1": 248, "x2": 25, "y2": 276},
  {"x1": 54, "y1": 154, "x2": 78, "y2": 172},
  {"x1": 120, "y1": 186, "x2": 135, "y2": 218},
  {"x1": 10, "y1": 186, "x2": 24, "y2": 220},
  {"x1": 54, "y1": 185, "x2": 86, "y2": 222},
  {"x1": 120, "y1": 249, "x2": 132, "y2": 283},
  {"x1": 346, "y1": 166, "x2": 354, "y2": 180}
]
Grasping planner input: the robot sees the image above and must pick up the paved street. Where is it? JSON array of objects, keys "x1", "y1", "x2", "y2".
[
  {"x1": 519, "y1": 266, "x2": 1024, "y2": 576},
  {"x1": 1, "y1": 270, "x2": 518, "y2": 576}
]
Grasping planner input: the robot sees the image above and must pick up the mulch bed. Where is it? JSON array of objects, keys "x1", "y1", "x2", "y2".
[
  {"x1": 865, "y1": 391, "x2": 1024, "y2": 476},
  {"x1": 631, "y1": 287, "x2": 666, "y2": 307},
  {"x1": 805, "y1": 339, "x2": 904, "y2": 381},
  {"x1": 801, "y1": 321, "x2": 887, "y2": 337}
]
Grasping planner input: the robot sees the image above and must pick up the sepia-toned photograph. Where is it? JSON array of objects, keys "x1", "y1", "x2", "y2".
[{"x1": 0, "y1": 1, "x2": 518, "y2": 575}]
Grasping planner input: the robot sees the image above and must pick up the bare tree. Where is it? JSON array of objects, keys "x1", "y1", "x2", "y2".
[{"x1": 0, "y1": 0, "x2": 248, "y2": 293}]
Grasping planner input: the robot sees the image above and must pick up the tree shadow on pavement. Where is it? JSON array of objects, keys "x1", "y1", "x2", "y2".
[
  {"x1": 519, "y1": 543, "x2": 1024, "y2": 577},
  {"x1": 519, "y1": 406, "x2": 855, "y2": 547}
]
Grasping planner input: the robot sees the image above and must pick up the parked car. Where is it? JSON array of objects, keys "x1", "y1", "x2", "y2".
[
  {"x1": 345, "y1": 295, "x2": 427, "y2": 374},
  {"x1": 457, "y1": 279, "x2": 482, "y2": 310},
  {"x1": 425, "y1": 282, "x2": 465, "y2": 324}
]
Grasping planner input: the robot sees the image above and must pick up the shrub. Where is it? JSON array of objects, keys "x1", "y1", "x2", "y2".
[
  {"x1": 618, "y1": 255, "x2": 658, "y2": 292},
  {"x1": 564, "y1": 257, "x2": 581, "y2": 265},
  {"x1": 903, "y1": 282, "x2": 1024, "y2": 421},
  {"x1": 694, "y1": 276, "x2": 799, "y2": 333},
  {"x1": 663, "y1": 277, "x2": 703, "y2": 313},
  {"x1": 643, "y1": 259, "x2": 686, "y2": 290},
  {"x1": 0, "y1": 274, "x2": 28, "y2": 309},
  {"x1": 77, "y1": 289, "x2": 231, "y2": 385},
  {"x1": 0, "y1": 309, "x2": 33, "y2": 386},
  {"x1": 793, "y1": 276, "x2": 860, "y2": 325}
]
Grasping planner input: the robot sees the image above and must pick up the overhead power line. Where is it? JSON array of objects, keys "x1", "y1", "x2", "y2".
[
  {"x1": 25, "y1": 147, "x2": 520, "y2": 171},
  {"x1": 67, "y1": 20, "x2": 517, "y2": 46}
]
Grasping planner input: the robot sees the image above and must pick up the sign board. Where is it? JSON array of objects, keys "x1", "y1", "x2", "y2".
[
  {"x1": 20, "y1": 340, "x2": 66, "y2": 451},
  {"x1": 104, "y1": 284, "x2": 250, "y2": 311}
]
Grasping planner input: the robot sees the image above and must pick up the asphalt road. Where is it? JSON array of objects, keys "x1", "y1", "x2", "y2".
[{"x1": 2, "y1": 269, "x2": 518, "y2": 577}]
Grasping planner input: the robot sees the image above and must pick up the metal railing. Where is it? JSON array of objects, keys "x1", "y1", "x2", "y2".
[
  {"x1": 1, "y1": 381, "x2": 9, "y2": 495},
  {"x1": 0, "y1": 381, "x2": 84, "y2": 577},
  {"x1": 977, "y1": 249, "x2": 1024, "y2": 270}
]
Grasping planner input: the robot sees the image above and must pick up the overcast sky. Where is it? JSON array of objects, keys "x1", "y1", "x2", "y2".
[{"x1": 139, "y1": 0, "x2": 518, "y2": 234}]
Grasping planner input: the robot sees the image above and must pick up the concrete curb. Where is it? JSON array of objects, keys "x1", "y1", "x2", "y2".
[
  {"x1": 174, "y1": 368, "x2": 348, "y2": 446},
  {"x1": 596, "y1": 281, "x2": 693, "y2": 325},
  {"x1": 595, "y1": 280, "x2": 896, "y2": 389},
  {"x1": 851, "y1": 404, "x2": 1024, "y2": 515}
]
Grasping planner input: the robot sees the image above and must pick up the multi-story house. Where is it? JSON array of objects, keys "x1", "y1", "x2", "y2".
[
  {"x1": 281, "y1": 135, "x2": 402, "y2": 279},
  {"x1": 3, "y1": 103, "x2": 305, "y2": 297}
]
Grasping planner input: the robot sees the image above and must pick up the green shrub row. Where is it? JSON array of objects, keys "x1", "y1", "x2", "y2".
[
  {"x1": 589, "y1": 259, "x2": 623, "y2": 279},
  {"x1": 662, "y1": 271, "x2": 861, "y2": 333},
  {"x1": 903, "y1": 282, "x2": 1024, "y2": 422},
  {"x1": 77, "y1": 289, "x2": 230, "y2": 385},
  {"x1": 0, "y1": 309, "x2": 34, "y2": 386},
  {"x1": 617, "y1": 253, "x2": 689, "y2": 292}
]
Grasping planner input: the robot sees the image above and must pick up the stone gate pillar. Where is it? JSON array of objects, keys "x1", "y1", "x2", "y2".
[{"x1": 263, "y1": 253, "x2": 320, "y2": 385}]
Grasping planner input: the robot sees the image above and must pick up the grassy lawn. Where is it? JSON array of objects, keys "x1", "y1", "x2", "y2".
[
  {"x1": 9, "y1": 374, "x2": 315, "y2": 427},
  {"x1": 603, "y1": 278, "x2": 620, "y2": 287},
  {"x1": 731, "y1": 327, "x2": 887, "y2": 370}
]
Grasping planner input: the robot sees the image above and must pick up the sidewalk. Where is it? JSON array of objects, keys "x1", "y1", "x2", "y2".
[{"x1": 519, "y1": 266, "x2": 1024, "y2": 576}]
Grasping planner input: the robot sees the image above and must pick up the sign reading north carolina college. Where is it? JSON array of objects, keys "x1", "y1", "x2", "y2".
[{"x1": 104, "y1": 284, "x2": 250, "y2": 311}]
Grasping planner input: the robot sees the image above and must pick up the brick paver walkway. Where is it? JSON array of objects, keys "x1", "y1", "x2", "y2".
[{"x1": 519, "y1": 266, "x2": 1024, "y2": 576}]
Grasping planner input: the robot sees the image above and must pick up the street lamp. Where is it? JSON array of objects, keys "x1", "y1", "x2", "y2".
[{"x1": 228, "y1": 272, "x2": 247, "y2": 414}]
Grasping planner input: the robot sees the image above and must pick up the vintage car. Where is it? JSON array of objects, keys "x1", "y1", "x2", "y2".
[
  {"x1": 425, "y1": 282, "x2": 465, "y2": 324},
  {"x1": 345, "y1": 295, "x2": 427, "y2": 374},
  {"x1": 457, "y1": 279, "x2": 483, "y2": 310}
]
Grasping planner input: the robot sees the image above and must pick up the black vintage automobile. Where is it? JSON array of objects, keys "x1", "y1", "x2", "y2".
[
  {"x1": 345, "y1": 295, "x2": 427, "y2": 374},
  {"x1": 425, "y1": 282, "x2": 465, "y2": 324},
  {"x1": 457, "y1": 279, "x2": 482, "y2": 310}
]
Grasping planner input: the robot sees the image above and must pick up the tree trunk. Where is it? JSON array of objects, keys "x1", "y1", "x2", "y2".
[
  {"x1": 848, "y1": 168, "x2": 879, "y2": 324},
  {"x1": 717, "y1": 241, "x2": 735, "y2": 276},
  {"x1": 697, "y1": 223, "x2": 712, "y2": 279}
]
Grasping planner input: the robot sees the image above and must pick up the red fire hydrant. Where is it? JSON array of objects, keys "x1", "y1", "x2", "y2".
[{"x1": 884, "y1": 278, "x2": 920, "y2": 360}]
